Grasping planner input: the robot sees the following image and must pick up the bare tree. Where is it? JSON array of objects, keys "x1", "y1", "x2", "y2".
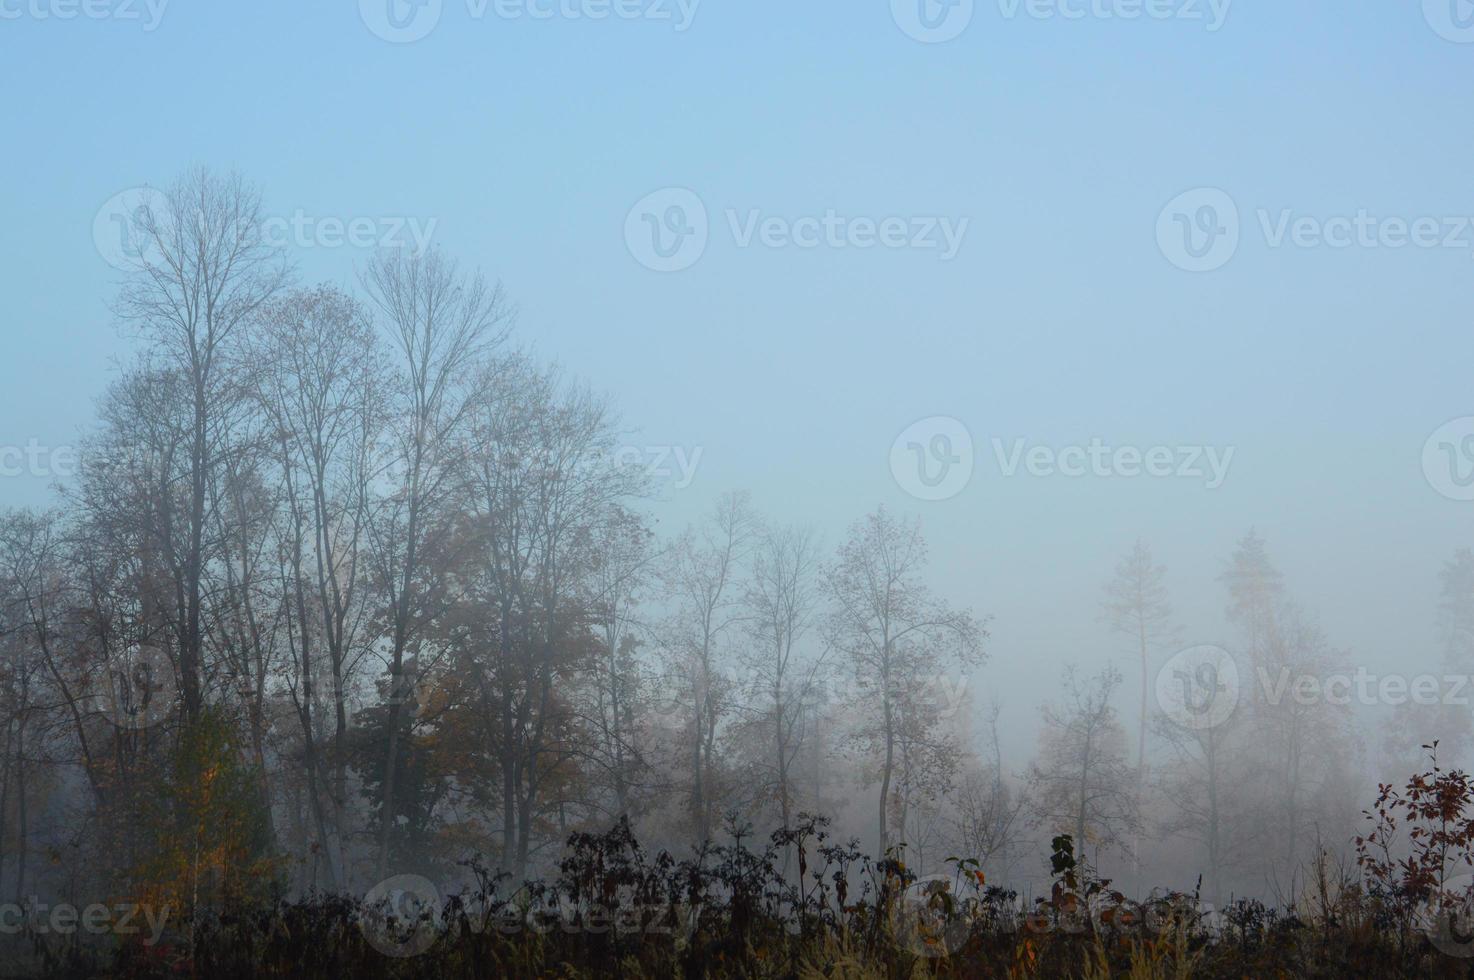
[
  {"x1": 1102, "y1": 539, "x2": 1177, "y2": 779},
  {"x1": 824, "y1": 507, "x2": 984, "y2": 853},
  {"x1": 1220, "y1": 528, "x2": 1283, "y2": 672},
  {"x1": 1251, "y1": 602, "x2": 1355, "y2": 886},
  {"x1": 742, "y1": 522, "x2": 824, "y2": 849},
  {"x1": 1027, "y1": 665, "x2": 1140, "y2": 866},
  {"x1": 361, "y1": 247, "x2": 512, "y2": 878},
  {"x1": 1221, "y1": 532, "x2": 1356, "y2": 885},
  {"x1": 0, "y1": 511, "x2": 75, "y2": 898},
  {"x1": 114, "y1": 168, "x2": 289, "y2": 722},
  {"x1": 1152, "y1": 676, "x2": 1252, "y2": 904},
  {"x1": 256, "y1": 285, "x2": 386, "y2": 889},
  {"x1": 207, "y1": 411, "x2": 282, "y2": 838},
  {"x1": 949, "y1": 700, "x2": 1028, "y2": 878},
  {"x1": 664, "y1": 492, "x2": 755, "y2": 844},
  {"x1": 1385, "y1": 549, "x2": 1474, "y2": 771},
  {"x1": 582, "y1": 504, "x2": 660, "y2": 821}
]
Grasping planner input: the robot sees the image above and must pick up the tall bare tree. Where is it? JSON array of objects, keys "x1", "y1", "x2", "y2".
[
  {"x1": 824, "y1": 507, "x2": 984, "y2": 853},
  {"x1": 361, "y1": 248, "x2": 512, "y2": 878},
  {"x1": 583, "y1": 504, "x2": 660, "y2": 821},
  {"x1": 1152, "y1": 669, "x2": 1252, "y2": 904},
  {"x1": 742, "y1": 522, "x2": 824, "y2": 847},
  {"x1": 114, "y1": 168, "x2": 289, "y2": 722},
  {"x1": 949, "y1": 701, "x2": 1027, "y2": 880},
  {"x1": 1220, "y1": 528, "x2": 1283, "y2": 672},
  {"x1": 664, "y1": 492, "x2": 755, "y2": 844},
  {"x1": 1102, "y1": 539, "x2": 1177, "y2": 778},
  {"x1": 1027, "y1": 665, "x2": 1140, "y2": 866},
  {"x1": 1220, "y1": 532, "x2": 1356, "y2": 885},
  {"x1": 256, "y1": 285, "x2": 386, "y2": 889}
]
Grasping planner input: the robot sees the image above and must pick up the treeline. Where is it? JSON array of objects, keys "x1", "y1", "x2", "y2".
[
  {"x1": 0, "y1": 167, "x2": 1462, "y2": 925},
  {"x1": 0, "y1": 167, "x2": 993, "y2": 910}
]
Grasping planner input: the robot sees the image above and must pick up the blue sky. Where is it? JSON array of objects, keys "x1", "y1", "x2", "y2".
[{"x1": 4, "y1": 0, "x2": 1474, "y2": 759}]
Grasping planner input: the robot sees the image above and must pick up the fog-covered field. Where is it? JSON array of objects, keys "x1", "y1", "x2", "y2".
[{"x1": 3, "y1": 4, "x2": 1474, "y2": 976}]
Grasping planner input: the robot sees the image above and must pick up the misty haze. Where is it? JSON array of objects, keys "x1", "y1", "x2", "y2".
[{"x1": 2, "y1": 3, "x2": 1474, "y2": 977}]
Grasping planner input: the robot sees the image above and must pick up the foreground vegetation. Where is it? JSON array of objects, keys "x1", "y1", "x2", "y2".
[{"x1": 15, "y1": 791, "x2": 1474, "y2": 979}]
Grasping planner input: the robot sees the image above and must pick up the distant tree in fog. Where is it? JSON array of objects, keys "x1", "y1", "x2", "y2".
[
  {"x1": 741, "y1": 522, "x2": 824, "y2": 848},
  {"x1": 254, "y1": 284, "x2": 386, "y2": 890},
  {"x1": 1220, "y1": 530, "x2": 1358, "y2": 891},
  {"x1": 115, "y1": 167, "x2": 289, "y2": 722},
  {"x1": 582, "y1": 504, "x2": 660, "y2": 822},
  {"x1": 1027, "y1": 665, "x2": 1140, "y2": 864},
  {"x1": 1151, "y1": 651, "x2": 1253, "y2": 904},
  {"x1": 824, "y1": 507, "x2": 984, "y2": 853},
  {"x1": 663, "y1": 492, "x2": 756, "y2": 843},
  {"x1": 1101, "y1": 539, "x2": 1178, "y2": 781},
  {"x1": 1220, "y1": 528, "x2": 1283, "y2": 671},
  {"x1": 1386, "y1": 549, "x2": 1474, "y2": 768},
  {"x1": 360, "y1": 247, "x2": 512, "y2": 879},
  {"x1": 949, "y1": 701, "x2": 1027, "y2": 879}
]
